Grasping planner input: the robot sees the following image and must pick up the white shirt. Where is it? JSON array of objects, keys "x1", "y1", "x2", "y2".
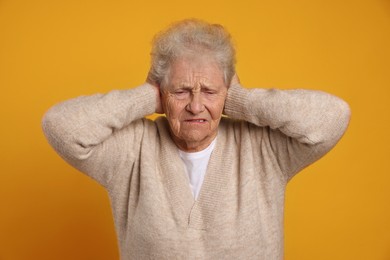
[{"x1": 178, "y1": 138, "x2": 217, "y2": 200}]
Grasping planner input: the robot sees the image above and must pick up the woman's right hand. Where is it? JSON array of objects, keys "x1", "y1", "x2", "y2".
[{"x1": 146, "y1": 71, "x2": 164, "y2": 114}]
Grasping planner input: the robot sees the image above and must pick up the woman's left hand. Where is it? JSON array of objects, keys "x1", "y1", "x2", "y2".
[{"x1": 230, "y1": 73, "x2": 240, "y2": 87}]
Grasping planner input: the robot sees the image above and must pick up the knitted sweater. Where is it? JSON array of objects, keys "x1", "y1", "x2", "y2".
[{"x1": 42, "y1": 83, "x2": 350, "y2": 259}]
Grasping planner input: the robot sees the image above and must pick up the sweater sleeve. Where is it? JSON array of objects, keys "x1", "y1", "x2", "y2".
[
  {"x1": 41, "y1": 83, "x2": 157, "y2": 188},
  {"x1": 224, "y1": 83, "x2": 351, "y2": 181}
]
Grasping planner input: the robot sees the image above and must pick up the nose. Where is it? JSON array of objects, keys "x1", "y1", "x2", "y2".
[{"x1": 186, "y1": 92, "x2": 205, "y2": 114}]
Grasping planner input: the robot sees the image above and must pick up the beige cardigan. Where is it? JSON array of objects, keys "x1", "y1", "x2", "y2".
[{"x1": 42, "y1": 83, "x2": 350, "y2": 259}]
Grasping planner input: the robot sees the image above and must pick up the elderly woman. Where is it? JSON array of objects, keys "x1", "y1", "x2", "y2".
[{"x1": 42, "y1": 19, "x2": 350, "y2": 259}]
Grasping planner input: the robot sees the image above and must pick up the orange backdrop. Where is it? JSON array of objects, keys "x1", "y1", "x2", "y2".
[{"x1": 1, "y1": 0, "x2": 389, "y2": 259}]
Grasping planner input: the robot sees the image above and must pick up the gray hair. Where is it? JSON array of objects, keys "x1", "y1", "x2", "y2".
[{"x1": 149, "y1": 19, "x2": 236, "y2": 87}]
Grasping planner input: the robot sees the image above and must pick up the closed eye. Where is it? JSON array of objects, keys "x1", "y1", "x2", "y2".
[
  {"x1": 202, "y1": 88, "x2": 217, "y2": 95},
  {"x1": 174, "y1": 89, "x2": 190, "y2": 99},
  {"x1": 175, "y1": 89, "x2": 190, "y2": 94}
]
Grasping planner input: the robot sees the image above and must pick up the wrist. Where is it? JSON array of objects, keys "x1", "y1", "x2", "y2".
[
  {"x1": 224, "y1": 83, "x2": 251, "y2": 118},
  {"x1": 151, "y1": 84, "x2": 163, "y2": 114}
]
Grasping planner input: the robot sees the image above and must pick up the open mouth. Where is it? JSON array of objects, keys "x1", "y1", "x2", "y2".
[{"x1": 185, "y1": 119, "x2": 207, "y2": 123}]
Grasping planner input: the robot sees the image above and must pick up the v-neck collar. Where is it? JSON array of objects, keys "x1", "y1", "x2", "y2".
[{"x1": 156, "y1": 118, "x2": 234, "y2": 230}]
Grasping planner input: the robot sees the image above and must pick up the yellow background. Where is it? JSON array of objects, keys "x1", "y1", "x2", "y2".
[{"x1": 1, "y1": 0, "x2": 389, "y2": 259}]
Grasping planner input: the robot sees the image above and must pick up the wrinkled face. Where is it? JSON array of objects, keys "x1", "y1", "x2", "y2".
[{"x1": 161, "y1": 55, "x2": 227, "y2": 152}]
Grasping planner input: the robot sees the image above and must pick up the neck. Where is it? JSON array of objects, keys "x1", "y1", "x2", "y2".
[{"x1": 171, "y1": 133, "x2": 217, "y2": 153}]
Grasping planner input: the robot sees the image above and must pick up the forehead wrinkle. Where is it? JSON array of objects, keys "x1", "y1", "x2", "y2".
[
  {"x1": 174, "y1": 77, "x2": 211, "y2": 89},
  {"x1": 168, "y1": 57, "x2": 225, "y2": 90}
]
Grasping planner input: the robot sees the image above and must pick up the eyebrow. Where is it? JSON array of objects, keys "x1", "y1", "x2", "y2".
[
  {"x1": 177, "y1": 85, "x2": 193, "y2": 90},
  {"x1": 201, "y1": 86, "x2": 216, "y2": 91},
  {"x1": 175, "y1": 83, "x2": 216, "y2": 90}
]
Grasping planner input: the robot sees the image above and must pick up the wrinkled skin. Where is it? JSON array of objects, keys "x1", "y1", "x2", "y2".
[{"x1": 161, "y1": 56, "x2": 228, "y2": 152}]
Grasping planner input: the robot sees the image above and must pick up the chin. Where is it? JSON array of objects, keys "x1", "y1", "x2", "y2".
[{"x1": 179, "y1": 131, "x2": 209, "y2": 143}]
